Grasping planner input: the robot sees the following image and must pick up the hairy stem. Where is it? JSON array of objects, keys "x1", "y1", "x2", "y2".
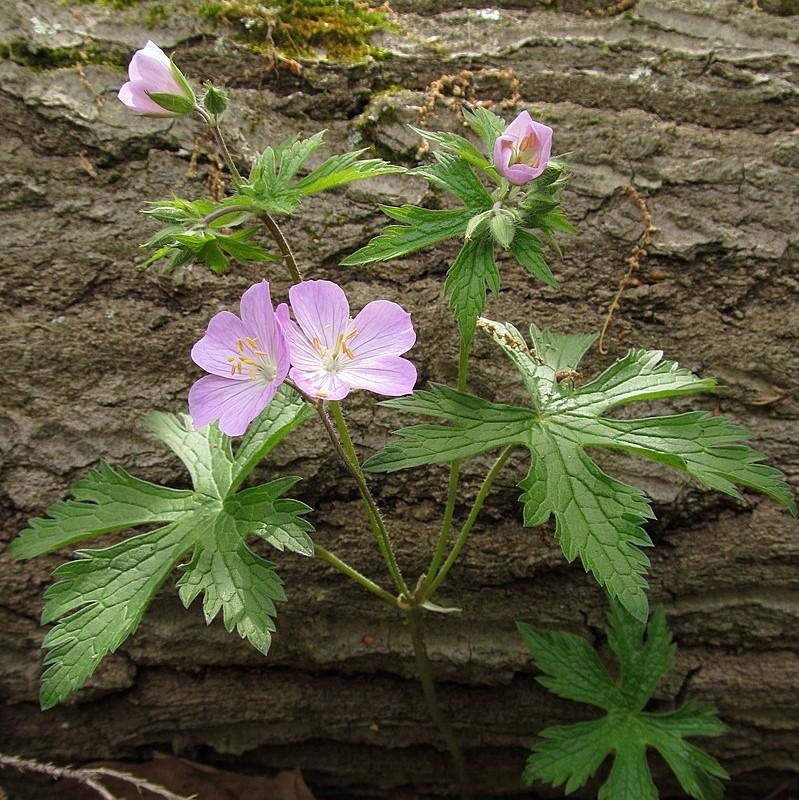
[
  {"x1": 259, "y1": 213, "x2": 303, "y2": 283},
  {"x1": 314, "y1": 545, "x2": 399, "y2": 608},
  {"x1": 424, "y1": 338, "x2": 470, "y2": 591},
  {"x1": 425, "y1": 445, "x2": 515, "y2": 599},
  {"x1": 0, "y1": 753, "x2": 191, "y2": 800},
  {"x1": 406, "y1": 610, "x2": 472, "y2": 800},
  {"x1": 327, "y1": 401, "x2": 409, "y2": 598}
]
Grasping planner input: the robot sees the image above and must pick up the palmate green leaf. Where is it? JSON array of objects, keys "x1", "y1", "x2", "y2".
[
  {"x1": 365, "y1": 318, "x2": 795, "y2": 619},
  {"x1": 519, "y1": 606, "x2": 729, "y2": 800},
  {"x1": 11, "y1": 388, "x2": 313, "y2": 709}
]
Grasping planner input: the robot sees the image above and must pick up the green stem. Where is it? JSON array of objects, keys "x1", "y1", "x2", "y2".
[
  {"x1": 314, "y1": 544, "x2": 398, "y2": 608},
  {"x1": 259, "y1": 213, "x2": 303, "y2": 283},
  {"x1": 328, "y1": 401, "x2": 410, "y2": 599},
  {"x1": 425, "y1": 445, "x2": 515, "y2": 599},
  {"x1": 210, "y1": 119, "x2": 243, "y2": 185},
  {"x1": 407, "y1": 609, "x2": 472, "y2": 800},
  {"x1": 423, "y1": 338, "x2": 471, "y2": 591}
]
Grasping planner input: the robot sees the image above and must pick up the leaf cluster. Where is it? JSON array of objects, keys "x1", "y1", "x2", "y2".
[
  {"x1": 10, "y1": 388, "x2": 314, "y2": 710},
  {"x1": 240, "y1": 130, "x2": 404, "y2": 215},
  {"x1": 519, "y1": 605, "x2": 729, "y2": 800},
  {"x1": 342, "y1": 107, "x2": 573, "y2": 342},
  {"x1": 365, "y1": 319, "x2": 795, "y2": 620},
  {"x1": 141, "y1": 196, "x2": 276, "y2": 274},
  {"x1": 141, "y1": 131, "x2": 403, "y2": 274}
]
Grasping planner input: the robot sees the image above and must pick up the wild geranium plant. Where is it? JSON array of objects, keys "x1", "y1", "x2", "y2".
[{"x1": 11, "y1": 43, "x2": 796, "y2": 800}]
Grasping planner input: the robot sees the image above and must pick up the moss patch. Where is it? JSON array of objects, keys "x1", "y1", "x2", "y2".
[
  {"x1": 198, "y1": 0, "x2": 395, "y2": 63},
  {"x1": 0, "y1": 39, "x2": 126, "y2": 70}
]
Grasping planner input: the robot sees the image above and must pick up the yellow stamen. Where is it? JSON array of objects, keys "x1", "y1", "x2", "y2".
[
  {"x1": 312, "y1": 336, "x2": 324, "y2": 354},
  {"x1": 341, "y1": 342, "x2": 355, "y2": 359},
  {"x1": 236, "y1": 339, "x2": 244, "y2": 353},
  {"x1": 227, "y1": 356, "x2": 235, "y2": 363},
  {"x1": 345, "y1": 329, "x2": 358, "y2": 341},
  {"x1": 316, "y1": 391, "x2": 328, "y2": 398},
  {"x1": 245, "y1": 336, "x2": 259, "y2": 349},
  {"x1": 229, "y1": 365, "x2": 236, "y2": 376},
  {"x1": 239, "y1": 357, "x2": 256, "y2": 366}
]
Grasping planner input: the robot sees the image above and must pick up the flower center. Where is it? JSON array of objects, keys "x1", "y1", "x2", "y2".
[
  {"x1": 227, "y1": 336, "x2": 277, "y2": 384},
  {"x1": 312, "y1": 328, "x2": 359, "y2": 374},
  {"x1": 513, "y1": 131, "x2": 540, "y2": 168}
]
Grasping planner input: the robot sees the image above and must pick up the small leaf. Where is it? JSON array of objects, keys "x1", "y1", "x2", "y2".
[
  {"x1": 462, "y1": 106, "x2": 507, "y2": 152},
  {"x1": 520, "y1": 606, "x2": 729, "y2": 800},
  {"x1": 444, "y1": 235, "x2": 500, "y2": 344}
]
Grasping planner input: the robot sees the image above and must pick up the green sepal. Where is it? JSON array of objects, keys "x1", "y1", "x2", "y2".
[{"x1": 145, "y1": 91, "x2": 195, "y2": 116}]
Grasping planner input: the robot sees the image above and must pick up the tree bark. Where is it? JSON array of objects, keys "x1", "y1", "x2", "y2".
[{"x1": 0, "y1": 1, "x2": 797, "y2": 798}]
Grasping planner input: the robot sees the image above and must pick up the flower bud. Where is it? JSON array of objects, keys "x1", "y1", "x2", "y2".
[
  {"x1": 118, "y1": 41, "x2": 196, "y2": 117},
  {"x1": 493, "y1": 111, "x2": 553, "y2": 186},
  {"x1": 203, "y1": 85, "x2": 229, "y2": 117},
  {"x1": 490, "y1": 208, "x2": 516, "y2": 249}
]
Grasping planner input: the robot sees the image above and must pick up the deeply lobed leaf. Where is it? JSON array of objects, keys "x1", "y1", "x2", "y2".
[
  {"x1": 366, "y1": 318, "x2": 795, "y2": 618},
  {"x1": 12, "y1": 390, "x2": 314, "y2": 708},
  {"x1": 520, "y1": 606, "x2": 729, "y2": 800}
]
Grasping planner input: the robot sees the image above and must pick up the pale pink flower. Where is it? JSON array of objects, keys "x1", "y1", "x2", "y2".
[
  {"x1": 277, "y1": 280, "x2": 417, "y2": 401},
  {"x1": 189, "y1": 281, "x2": 289, "y2": 436},
  {"x1": 493, "y1": 111, "x2": 553, "y2": 185},
  {"x1": 118, "y1": 41, "x2": 194, "y2": 117}
]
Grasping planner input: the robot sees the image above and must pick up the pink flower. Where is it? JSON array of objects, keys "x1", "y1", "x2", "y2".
[
  {"x1": 277, "y1": 280, "x2": 417, "y2": 401},
  {"x1": 189, "y1": 281, "x2": 290, "y2": 436},
  {"x1": 493, "y1": 111, "x2": 553, "y2": 185},
  {"x1": 118, "y1": 41, "x2": 195, "y2": 117}
]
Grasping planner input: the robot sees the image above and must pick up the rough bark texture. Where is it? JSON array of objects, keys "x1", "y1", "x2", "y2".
[{"x1": 1, "y1": 1, "x2": 798, "y2": 798}]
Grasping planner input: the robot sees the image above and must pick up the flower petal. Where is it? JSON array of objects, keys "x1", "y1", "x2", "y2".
[
  {"x1": 503, "y1": 162, "x2": 545, "y2": 185},
  {"x1": 188, "y1": 374, "x2": 279, "y2": 437},
  {"x1": 288, "y1": 280, "x2": 350, "y2": 352},
  {"x1": 118, "y1": 81, "x2": 175, "y2": 116},
  {"x1": 342, "y1": 355, "x2": 417, "y2": 397},
  {"x1": 289, "y1": 366, "x2": 350, "y2": 401},
  {"x1": 493, "y1": 136, "x2": 514, "y2": 174},
  {"x1": 128, "y1": 42, "x2": 180, "y2": 93},
  {"x1": 346, "y1": 300, "x2": 416, "y2": 359},
  {"x1": 239, "y1": 280, "x2": 289, "y2": 371},
  {"x1": 503, "y1": 109, "x2": 535, "y2": 141},
  {"x1": 191, "y1": 310, "x2": 251, "y2": 379}
]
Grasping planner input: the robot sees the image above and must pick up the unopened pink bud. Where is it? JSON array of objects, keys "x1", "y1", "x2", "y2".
[
  {"x1": 118, "y1": 41, "x2": 195, "y2": 117},
  {"x1": 493, "y1": 111, "x2": 553, "y2": 186}
]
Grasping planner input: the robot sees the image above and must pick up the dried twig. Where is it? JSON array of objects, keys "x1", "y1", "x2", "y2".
[
  {"x1": 597, "y1": 185, "x2": 658, "y2": 355},
  {"x1": 0, "y1": 753, "x2": 195, "y2": 800}
]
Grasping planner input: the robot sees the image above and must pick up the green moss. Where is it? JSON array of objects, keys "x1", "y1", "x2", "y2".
[
  {"x1": 0, "y1": 39, "x2": 126, "y2": 69},
  {"x1": 198, "y1": 0, "x2": 395, "y2": 63}
]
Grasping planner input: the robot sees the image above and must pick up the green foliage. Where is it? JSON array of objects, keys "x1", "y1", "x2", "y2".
[
  {"x1": 241, "y1": 131, "x2": 404, "y2": 215},
  {"x1": 344, "y1": 108, "x2": 573, "y2": 341},
  {"x1": 365, "y1": 319, "x2": 796, "y2": 620},
  {"x1": 198, "y1": 0, "x2": 395, "y2": 63},
  {"x1": 141, "y1": 197, "x2": 276, "y2": 274},
  {"x1": 11, "y1": 389, "x2": 314, "y2": 709},
  {"x1": 518, "y1": 605, "x2": 730, "y2": 800},
  {"x1": 140, "y1": 132, "x2": 402, "y2": 273}
]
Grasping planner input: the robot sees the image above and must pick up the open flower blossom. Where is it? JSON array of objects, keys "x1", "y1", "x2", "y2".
[
  {"x1": 189, "y1": 281, "x2": 289, "y2": 436},
  {"x1": 277, "y1": 280, "x2": 417, "y2": 401},
  {"x1": 118, "y1": 41, "x2": 195, "y2": 117},
  {"x1": 493, "y1": 110, "x2": 553, "y2": 185}
]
